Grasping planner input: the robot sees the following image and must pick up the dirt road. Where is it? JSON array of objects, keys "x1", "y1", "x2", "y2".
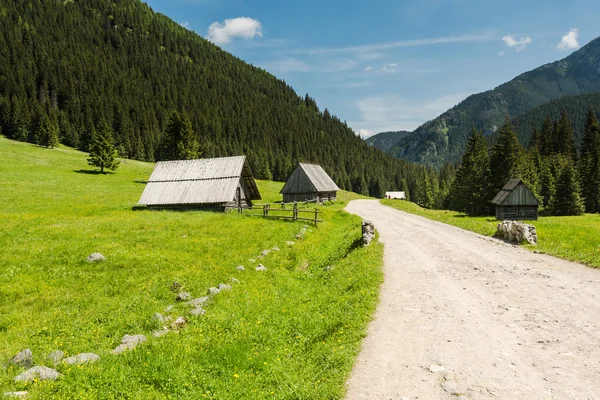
[{"x1": 344, "y1": 200, "x2": 600, "y2": 400}]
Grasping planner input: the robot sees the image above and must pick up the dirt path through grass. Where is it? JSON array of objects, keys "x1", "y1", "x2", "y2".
[{"x1": 344, "y1": 200, "x2": 600, "y2": 400}]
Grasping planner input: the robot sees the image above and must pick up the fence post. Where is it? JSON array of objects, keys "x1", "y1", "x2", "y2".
[
  {"x1": 314, "y1": 208, "x2": 318, "y2": 227},
  {"x1": 293, "y1": 202, "x2": 298, "y2": 221}
]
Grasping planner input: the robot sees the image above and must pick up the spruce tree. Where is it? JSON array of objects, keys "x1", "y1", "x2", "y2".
[
  {"x1": 580, "y1": 109, "x2": 600, "y2": 213},
  {"x1": 448, "y1": 127, "x2": 491, "y2": 215},
  {"x1": 555, "y1": 110, "x2": 577, "y2": 160},
  {"x1": 87, "y1": 123, "x2": 120, "y2": 173},
  {"x1": 550, "y1": 159, "x2": 584, "y2": 216},
  {"x1": 157, "y1": 111, "x2": 199, "y2": 161},
  {"x1": 35, "y1": 115, "x2": 59, "y2": 148},
  {"x1": 490, "y1": 119, "x2": 525, "y2": 193},
  {"x1": 539, "y1": 117, "x2": 553, "y2": 156},
  {"x1": 538, "y1": 157, "x2": 556, "y2": 209}
]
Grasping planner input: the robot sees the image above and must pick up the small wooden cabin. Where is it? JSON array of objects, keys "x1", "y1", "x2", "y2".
[
  {"x1": 491, "y1": 179, "x2": 540, "y2": 220},
  {"x1": 280, "y1": 163, "x2": 340, "y2": 203},
  {"x1": 138, "y1": 156, "x2": 261, "y2": 211}
]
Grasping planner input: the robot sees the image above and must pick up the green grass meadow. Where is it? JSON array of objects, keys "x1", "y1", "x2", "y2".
[
  {"x1": 381, "y1": 199, "x2": 600, "y2": 268},
  {"x1": 0, "y1": 137, "x2": 383, "y2": 399}
]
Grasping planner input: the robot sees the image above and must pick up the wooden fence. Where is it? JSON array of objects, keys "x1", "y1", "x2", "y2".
[{"x1": 239, "y1": 202, "x2": 322, "y2": 226}]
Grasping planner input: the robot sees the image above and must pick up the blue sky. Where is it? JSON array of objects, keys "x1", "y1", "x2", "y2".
[{"x1": 145, "y1": 0, "x2": 600, "y2": 137}]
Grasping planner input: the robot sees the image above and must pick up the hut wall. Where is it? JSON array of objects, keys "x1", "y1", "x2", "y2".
[
  {"x1": 283, "y1": 192, "x2": 317, "y2": 203},
  {"x1": 496, "y1": 205, "x2": 538, "y2": 221}
]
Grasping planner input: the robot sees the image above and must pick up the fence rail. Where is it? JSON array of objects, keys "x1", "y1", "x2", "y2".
[{"x1": 239, "y1": 202, "x2": 322, "y2": 226}]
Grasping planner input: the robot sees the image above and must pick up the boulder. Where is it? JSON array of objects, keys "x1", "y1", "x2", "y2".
[
  {"x1": 256, "y1": 264, "x2": 267, "y2": 272},
  {"x1": 152, "y1": 329, "x2": 169, "y2": 338},
  {"x1": 190, "y1": 307, "x2": 206, "y2": 316},
  {"x1": 218, "y1": 283, "x2": 232, "y2": 291},
  {"x1": 286, "y1": 241, "x2": 295, "y2": 246},
  {"x1": 86, "y1": 252, "x2": 106, "y2": 262},
  {"x1": 3, "y1": 391, "x2": 28, "y2": 398},
  {"x1": 207, "y1": 287, "x2": 220, "y2": 295},
  {"x1": 170, "y1": 281, "x2": 182, "y2": 292},
  {"x1": 111, "y1": 335, "x2": 147, "y2": 354},
  {"x1": 47, "y1": 350, "x2": 65, "y2": 365},
  {"x1": 496, "y1": 221, "x2": 538, "y2": 245},
  {"x1": 236, "y1": 265, "x2": 245, "y2": 271},
  {"x1": 152, "y1": 313, "x2": 165, "y2": 323},
  {"x1": 231, "y1": 278, "x2": 240, "y2": 284},
  {"x1": 171, "y1": 316, "x2": 188, "y2": 330},
  {"x1": 176, "y1": 292, "x2": 191, "y2": 302},
  {"x1": 186, "y1": 297, "x2": 209, "y2": 307},
  {"x1": 261, "y1": 249, "x2": 271, "y2": 257},
  {"x1": 62, "y1": 353, "x2": 100, "y2": 365},
  {"x1": 10, "y1": 349, "x2": 33, "y2": 368},
  {"x1": 14, "y1": 366, "x2": 61, "y2": 382},
  {"x1": 272, "y1": 246, "x2": 280, "y2": 251},
  {"x1": 362, "y1": 221, "x2": 375, "y2": 246}
]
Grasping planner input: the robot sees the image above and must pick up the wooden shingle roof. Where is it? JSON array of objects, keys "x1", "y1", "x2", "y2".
[
  {"x1": 280, "y1": 163, "x2": 340, "y2": 194},
  {"x1": 491, "y1": 179, "x2": 539, "y2": 206},
  {"x1": 138, "y1": 156, "x2": 261, "y2": 206}
]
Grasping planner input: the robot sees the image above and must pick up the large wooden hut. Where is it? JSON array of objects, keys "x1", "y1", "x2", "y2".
[
  {"x1": 280, "y1": 163, "x2": 340, "y2": 203},
  {"x1": 491, "y1": 179, "x2": 540, "y2": 220},
  {"x1": 138, "y1": 156, "x2": 261, "y2": 211}
]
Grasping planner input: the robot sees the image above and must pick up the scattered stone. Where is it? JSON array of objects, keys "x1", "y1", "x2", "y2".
[
  {"x1": 256, "y1": 264, "x2": 267, "y2": 272},
  {"x1": 176, "y1": 292, "x2": 191, "y2": 302},
  {"x1": 47, "y1": 350, "x2": 65, "y2": 365},
  {"x1": 190, "y1": 307, "x2": 206, "y2": 316},
  {"x1": 186, "y1": 297, "x2": 209, "y2": 307},
  {"x1": 170, "y1": 281, "x2": 182, "y2": 292},
  {"x1": 171, "y1": 316, "x2": 188, "y2": 330},
  {"x1": 3, "y1": 392, "x2": 28, "y2": 398},
  {"x1": 428, "y1": 365, "x2": 446, "y2": 373},
  {"x1": 111, "y1": 335, "x2": 147, "y2": 354},
  {"x1": 248, "y1": 259, "x2": 256, "y2": 263},
  {"x1": 152, "y1": 313, "x2": 165, "y2": 323},
  {"x1": 86, "y1": 252, "x2": 106, "y2": 262},
  {"x1": 207, "y1": 287, "x2": 220, "y2": 296},
  {"x1": 165, "y1": 305, "x2": 174, "y2": 312},
  {"x1": 152, "y1": 329, "x2": 169, "y2": 338},
  {"x1": 496, "y1": 220, "x2": 538, "y2": 245},
  {"x1": 295, "y1": 234, "x2": 303, "y2": 240},
  {"x1": 231, "y1": 278, "x2": 240, "y2": 284},
  {"x1": 272, "y1": 246, "x2": 280, "y2": 251},
  {"x1": 62, "y1": 353, "x2": 100, "y2": 365},
  {"x1": 261, "y1": 249, "x2": 271, "y2": 256},
  {"x1": 236, "y1": 265, "x2": 245, "y2": 271},
  {"x1": 14, "y1": 366, "x2": 61, "y2": 382},
  {"x1": 10, "y1": 349, "x2": 33, "y2": 368},
  {"x1": 286, "y1": 241, "x2": 295, "y2": 246},
  {"x1": 442, "y1": 381, "x2": 458, "y2": 395},
  {"x1": 362, "y1": 220, "x2": 375, "y2": 246},
  {"x1": 218, "y1": 283, "x2": 232, "y2": 291},
  {"x1": 325, "y1": 265, "x2": 335, "y2": 271}
]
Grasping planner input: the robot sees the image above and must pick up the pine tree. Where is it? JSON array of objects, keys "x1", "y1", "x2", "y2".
[
  {"x1": 447, "y1": 127, "x2": 491, "y2": 215},
  {"x1": 157, "y1": 111, "x2": 199, "y2": 161},
  {"x1": 35, "y1": 115, "x2": 59, "y2": 148},
  {"x1": 87, "y1": 123, "x2": 120, "y2": 173},
  {"x1": 538, "y1": 157, "x2": 556, "y2": 209},
  {"x1": 539, "y1": 117, "x2": 553, "y2": 156},
  {"x1": 555, "y1": 110, "x2": 577, "y2": 160},
  {"x1": 580, "y1": 108, "x2": 600, "y2": 213},
  {"x1": 490, "y1": 119, "x2": 525, "y2": 193},
  {"x1": 550, "y1": 159, "x2": 584, "y2": 216}
]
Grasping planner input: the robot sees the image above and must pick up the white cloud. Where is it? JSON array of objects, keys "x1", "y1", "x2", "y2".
[
  {"x1": 356, "y1": 129, "x2": 374, "y2": 138},
  {"x1": 206, "y1": 17, "x2": 263, "y2": 45},
  {"x1": 364, "y1": 66, "x2": 373, "y2": 72},
  {"x1": 557, "y1": 28, "x2": 580, "y2": 51},
  {"x1": 381, "y1": 63, "x2": 398, "y2": 73},
  {"x1": 498, "y1": 50, "x2": 505, "y2": 57},
  {"x1": 180, "y1": 22, "x2": 190, "y2": 29},
  {"x1": 502, "y1": 34, "x2": 532, "y2": 51},
  {"x1": 351, "y1": 93, "x2": 468, "y2": 133}
]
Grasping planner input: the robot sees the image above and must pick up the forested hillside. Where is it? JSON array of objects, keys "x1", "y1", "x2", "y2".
[
  {"x1": 390, "y1": 37, "x2": 600, "y2": 168},
  {"x1": 365, "y1": 130, "x2": 411, "y2": 152},
  {"x1": 0, "y1": 0, "x2": 427, "y2": 197}
]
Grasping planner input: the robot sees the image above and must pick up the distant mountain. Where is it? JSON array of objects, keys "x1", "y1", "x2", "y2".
[
  {"x1": 511, "y1": 92, "x2": 600, "y2": 148},
  {"x1": 391, "y1": 37, "x2": 600, "y2": 168},
  {"x1": 365, "y1": 131, "x2": 411, "y2": 152}
]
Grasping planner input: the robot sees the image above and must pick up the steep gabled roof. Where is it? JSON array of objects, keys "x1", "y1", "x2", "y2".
[
  {"x1": 138, "y1": 156, "x2": 261, "y2": 206},
  {"x1": 491, "y1": 179, "x2": 539, "y2": 206},
  {"x1": 280, "y1": 163, "x2": 340, "y2": 194}
]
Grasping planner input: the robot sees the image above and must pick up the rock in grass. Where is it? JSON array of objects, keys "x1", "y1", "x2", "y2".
[
  {"x1": 186, "y1": 297, "x2": 209, "y2": 307},
  {"x1": 256, "y1": 264, "x2": 267, "y2": 272},
  {"x1": 62, "y1": 353, "x2": 100, "y2": 365},
  {"x1": 171, "y1": 316, "x2": 188, "y2": 330},
  {"x1": 86, "y1": 252, "x2": 106, "y2": 262},
  {"x1": 286, "y1": 241, "x2": 295, "y2": 246},
  {"x1": 170, "y1": 281, "x2": 182, "y2": 292},
  {"x1": 295, "y1": 234, "x2": 303, "y2": 240},
  {"x1": 111, "y1": 335, "x2": 147, "y2": 355},
  {"x1": 207, "y1": 287, "x2": 220, "y2": 296},
  {"x1": 10, "y1": 349, "x2": 33, "y2": 368},
  {"x1": 176, "y1": 292, "x2": 191, "y2": 302},
  {"x1": 272, "y1": 246, "x2": 280, "y2": 251},
  {"x1": 14, "y1": 366, "x2": 61, "y2": 382},
  {"x1": 165, "y1": 305, "x2": 174, "y2": 312},
  {"x1": 190, "y1": 307, "x2": 206, "y2": 316},
  {"x1": 261, "y1": 249, "x2": 271, "y2": 257},
  {"x1": 152, "y1": 329, "x2": 169, "y2": 338},
  {"x1": 236, "y1": 265, "x2": 245, "y2": 271},
  {"x1": 218, "y1": 283, "x2": 232, "y2": 291},
  {"x1": 152, "y1": 313, "x2": 165, "y2": 323},
  {"x1": 231, "y1": 278, "x2": 240, "y2": 284},
  {"x1": 47, "y1": 350, "x2": 65, "y2": 365},
  {"x1": 3, "y1": 391, "x2": 28, "y2": 398}
]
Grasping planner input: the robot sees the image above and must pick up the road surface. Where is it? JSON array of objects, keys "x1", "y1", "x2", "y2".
[{"x1": 344, "y1": 200, "x2": 600, "y2": 400}]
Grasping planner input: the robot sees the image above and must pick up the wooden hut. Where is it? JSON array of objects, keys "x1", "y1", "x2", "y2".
[
  {"x1": 491, "y1": 179, "x2": 540, "y2": 220},
  {"x1": 138, "y1": 156, "x2": 261, "y2": 211},
  {"x1": 280, "y1": 163, "x2": 340, "y2": 203}
]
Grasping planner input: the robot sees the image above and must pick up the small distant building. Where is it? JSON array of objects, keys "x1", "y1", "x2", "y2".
[
  {"x1": 280, "y1": 163, "x2": 340, "y2": 203},
  {"x1": 138, "y1": 156, "x2": 261, "y2": 211},
  {"x1": 491, "y1": 179, "x2": 540, "y2": 220},
  {"x1": 385, "y1": 191, "x2": 406, "y2": 200}
]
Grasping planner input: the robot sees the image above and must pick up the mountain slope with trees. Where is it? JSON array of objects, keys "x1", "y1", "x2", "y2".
[
  {"x1": 365, "y1": 130, "x2": 411, "y2": 152},
  {"x1": 0, "y1": 0, "x2": 429, "y2": 198},
  {"x1": 390, "y1": 37, "x2": 600, "y2": 168}
]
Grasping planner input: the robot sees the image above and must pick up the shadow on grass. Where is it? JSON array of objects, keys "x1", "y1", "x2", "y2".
[
  {"x1": 133, "y1": 180, "x2": 148, "y2": 184},
  {"x1": 73, "y1": 169, "x2": 113, "y2": 175}
]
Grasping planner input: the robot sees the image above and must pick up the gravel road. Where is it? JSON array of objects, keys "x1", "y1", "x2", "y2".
[{"x1": 344, "y1": 200, "x2": 600, "y2": 400}]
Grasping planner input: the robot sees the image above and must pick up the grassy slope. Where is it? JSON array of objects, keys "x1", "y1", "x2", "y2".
[
  {"x1": 0, "y1": 137, "x2": 382, "y2": 399},
  {"x1": 381, "y1": 199, "x2": 600, "y2": 268}
]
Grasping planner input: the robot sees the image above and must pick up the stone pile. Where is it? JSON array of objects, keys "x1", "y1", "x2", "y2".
[
  {"x1": 496, "y1": 220, "x2": 538, "y2": 245},
  {"x1": 362, "y1": 220, "x2": 375, "y2": 246}
]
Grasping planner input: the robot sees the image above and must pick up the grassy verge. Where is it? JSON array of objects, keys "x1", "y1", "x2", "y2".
[
  {"x1": 0, "y1": 137, "x2": 383, "y2": 399},
  {"x1": 381, "y1": 199, "x2": 600, "y2": 268}
]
